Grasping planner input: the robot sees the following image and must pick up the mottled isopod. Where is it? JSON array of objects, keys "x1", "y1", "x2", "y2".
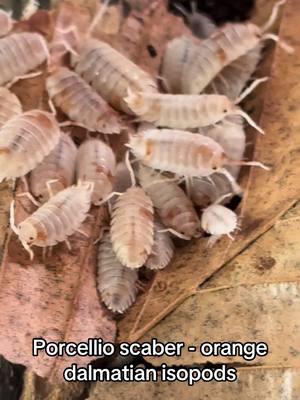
[
  {"x1": 11, "y1": 182, "x2": 93, "y2": 258},
  {"x1": 0, "y1": 110, "x2": 61, "y2": 182},
  {"x1": 30, "y1": 133, "x2": 77, "y2": 203},
  {"x1": 97, "y1": 232, "x2": 138, "y2": 313},
  {"x1": 46, "y1": 66, "x2": 122, "y2": 134},
  {"x1": 72, "y1": 39, "x2": 158, "y2": 112},
  {"x1": 110, "y1": 186, "x2": 154, "y2": 269},
  {"x1": 0, "y1": 87, "x2": 22, "y2": 129},
  {"x1": 138, "y1": 165, "x2": 200, "y2": 239},
  {"x1": 76, "y1": 138, "x2": 116, "y2": 206},
  {"x1": 125, "y1": 91, "x2": 262, "y2": 133},
  {"x1": 129, "y1": 128, "x2": 265, "y2": 179},
  {"x1": 145, "y1": 221, "x2": 174, "y2": 270},
  {"x1": 0, "y1": 32, "x2": 49, "y2": 86}
]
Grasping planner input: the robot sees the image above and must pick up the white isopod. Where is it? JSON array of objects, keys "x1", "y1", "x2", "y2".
[
  {"x1": 138, "y1": 165, "x2": 200, "y2": 239},
  {"x1": 29, "y1": 133, "x2": 77, "y2": 203},
  {"x1": 0, "y1": 9, "x2": 13, "y2": 37},
  {"x1": 0, "y1": 87, "x2": 22, "y2": 128},
  {"x1": 72, "y1": 39, "x2": 158, "y2": 113},
  {"x1": 145, "y1": 221, "x2": 174, "y2": 270},
  {"x1": 76, "y1": 139, "x2": 116, "y2": 206},
  {"x1": 125, "y1": 91, "x2": 263, "y2": 133},
  {"x1": 110, "y1": 186, "x2": 154, "y2": 269},
  {"x1": 0, "y1": 110, "x2": 61, "y2": 182},
  {"x1": 46, "y1": 66, "x2": 122, "y2": 134},
  {"x1": 0, "y1": 32, "x2": 49, "y2": 86},
  {"x1": 128, "y1": 129, "x2": 266, "y2": 182},
  {"x1": 201, "y1": 204, "x2": 238, "y2": 240},
  {"x1": 11, "y1": 182, "x2": 93, "y2": 259},
  {"x1": 97, "y1": 232, "x2": 138, "y2": 313}
]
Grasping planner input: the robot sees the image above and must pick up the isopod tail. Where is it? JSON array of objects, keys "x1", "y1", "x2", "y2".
[
  {"x1": 233, "y1": 108, "x2": 265, "y2": 134},
  {"x1": 261, "y1": 0, "x2": 286, "y2": 33}
]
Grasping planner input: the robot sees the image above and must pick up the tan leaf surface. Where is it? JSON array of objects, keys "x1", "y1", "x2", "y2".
[
  {"x1": 88, "y1": 367, "x2": 300, "y2": 400},
  {"x1": 118, "y1": 0, "x2": 300, "y2": 342}
]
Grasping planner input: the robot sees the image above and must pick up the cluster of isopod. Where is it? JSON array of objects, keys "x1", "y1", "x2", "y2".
[{"x1": 2, "y1": 0, "x2": 292, "y2": 314}]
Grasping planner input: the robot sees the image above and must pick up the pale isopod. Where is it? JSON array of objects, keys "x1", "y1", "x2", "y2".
[
  {"x1": 11, "y1": 182, "x2": 93, "y2": 259},
  {"x1": 145, "y1": 221, "x2": 174, "y2": 270},
  {"x1": 0, "y1": 32, "x2": 49, "y2": 86},
  {"x1": 110, "y1": 186, "x2": 154, "y2": 269},
  {"x1": 162, "y1": 1, "x2": 291, "y2": 95},
  {"x1": 76, "y1": 139, "x2": 116, "y2": 206},
  {"x1": 0, "y1": 9, "x2": 13, "y2": 37},
  {"x1": 128, "y1": 129, "x2": 266, "y2": 180},
  {"x1": 46, "y1": 66, "x2": 121, "y2": 134},
  {"x1": 201, "y1": 204, "x2": 238, "y2": 239},
  {"x1": 125, "y1": 91, "x2": 263, "y2": 133},
  {"x1": 72, "y1": 39, "x2": 158, "y2": 112},
  {"x1": 138, "y1": 165, "x2": 200, "y2": 239},
  {"x1": 29, "y1": 133, "x2": 77, "y2": 203},
  {"x1": 97, "y1": 232, "x2": 138, "y2": 313},
  {"x1": 0, "y1": 110, "x2": 61, "y2": 182},
  {"x1": 0, "y1": 87, "x2": 22, "y2": 129}
]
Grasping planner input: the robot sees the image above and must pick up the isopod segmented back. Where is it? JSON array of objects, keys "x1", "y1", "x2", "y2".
[
  {"x1": 145, "y1": 221, "x2": 174, "y2": 270},
  {"x1": 0, "y1": 32, "x2": 49, "y2": 86},
  {"x1": 97, "y1": 232, "x2": 138, "y2": 313},
  {"x1": 76, "y1": 138, "x2": 116, "y2": 205},
  {"x1": 0, "y1": 110, "x2": 61, "y2": 182},
  {"x1": 0, "y1": 87, "x2": 22, "y2": 129},
  {"x1": 30, "y1": 132, "x2": 77, "y2": 203},
  {"x1": 47, "y1": 67, "x2": 122, "y2": 134},
  {"x1": 72, "y1": 39, "x2": 158, "y2": 113},
  {"x1": 110, "y1": 186, "x2": 154, "y2": 269}
]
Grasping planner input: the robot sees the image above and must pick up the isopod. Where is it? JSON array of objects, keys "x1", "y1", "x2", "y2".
[
  {"x1": 0, "y1": 110, "x2": 61, "y2": 182},
  {"x1": 145, "y1": 221, "x2": 174, "y2": 270},
  {"x1": 125, "y1": 91, "x2": 263, "y2": 133},
  {"x1": 0, "y1": 87, "x2": 22, "y2": 129},
  {"x1": 76, "y1": 139, "x2": 116, "y2": 206},
  {"x1": 162, "y1": 1, "x2": 291, "y2": 95},
  {"x1": 110, "y1": 186, "x2": 154, "y2": 269},
  {"x1": 201, "y1": 204, "x2": 238, "y2": 239},
  {"x1": 0, "y1": 9, "x2": 13, "y2": 37},
  {"x1": 46, "y1": 66, "x2": 121, "y2": 134},
  {"x1": 129, "y1": 129, "x2": 266, "y2": 181},
  {"x1": 138, "y1": 165, "x2": 200, "y2": 239},
  {"x1": 97, "y1": 232, "x2": 138, "y2": 313},
  {"x1": 29, "y1": 133, "x2": 77, "y2": 203},
  {"x1": 0, "y1": 32, "x2": 49, "y2": 86},
  {"x1": 72, "y1": 39, "x2": 158, "y2": 112},
  {"x1": 10, "y1": 182, "x2": 93, "y2": 259}
]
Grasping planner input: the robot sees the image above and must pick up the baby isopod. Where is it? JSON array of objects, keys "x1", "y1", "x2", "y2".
[
  {"x1": 72, "y1": 39, "x2": 158, "y2": 113},
  {"x1": 201, "y1": 203, "x2": 238, "y2": 240},
  {"x1": 0, "y1": 32, "x2": 49, "y2": 86},
  {"x1": 0, "y1": 87, "x2": 22, "y2": 129},
  {"x1": 138, "y1": 165, "x2": 200, "y2": 239},
  {"x1": 110, "y1": 186, "x2": 154, "y2": 269},
  {"x1": 145, "y1": 221, "x2": 174, "y2": 270},
  {"x1": 76, "y1": 139, "x2": 116, "y2": 206},
  {"x1": 0, "y1": 110, "x2": 61, "y2": 182},
  {"x1": 97, "y1": 232, "x2": 138, "y2": 313},
  {"x1": 47, "y1": 66, "x2": 122, "y2": 134},
  {"x1": 129, "y1": 128, "x2": 267, "y2": 181},
  {"x1": 30, "y1": 133, "x2": 77, "y2": 203},
  {"x1": 125, "y1": 91, "x2": 263, "y2": 133},
  {"x1": 10, "y1": 182, "x2": 94, "y2": 259}
]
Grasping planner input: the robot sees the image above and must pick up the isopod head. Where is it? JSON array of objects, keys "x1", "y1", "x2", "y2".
[
  {"x1": 17, "y1": 221, "x2": 39, "y2": 247},
  {"x1": 201, "y1": 204, "x2": 238, "y2": 236}
]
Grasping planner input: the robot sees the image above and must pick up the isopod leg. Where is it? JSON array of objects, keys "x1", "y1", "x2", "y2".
[
  {"x1": 158, "y1": 228, "x2": 190, "y2": 241},
  {"x1": 217, "y1": 168, "x2": 242, "y2": 195},
  {"x1": 17, "y1": 192, "x2": 40, "y2": 207},
  {"x1": 9, "y1": 200, "x2": 19, "y2": 236}
]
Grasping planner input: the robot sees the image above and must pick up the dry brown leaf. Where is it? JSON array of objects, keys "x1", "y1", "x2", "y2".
[
  {"x1": 118, "y1": 0, "x2": 300, "y2": 342},
  {"x1": 88, "y1": 367, "x2": 300, "y2": 400}
]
